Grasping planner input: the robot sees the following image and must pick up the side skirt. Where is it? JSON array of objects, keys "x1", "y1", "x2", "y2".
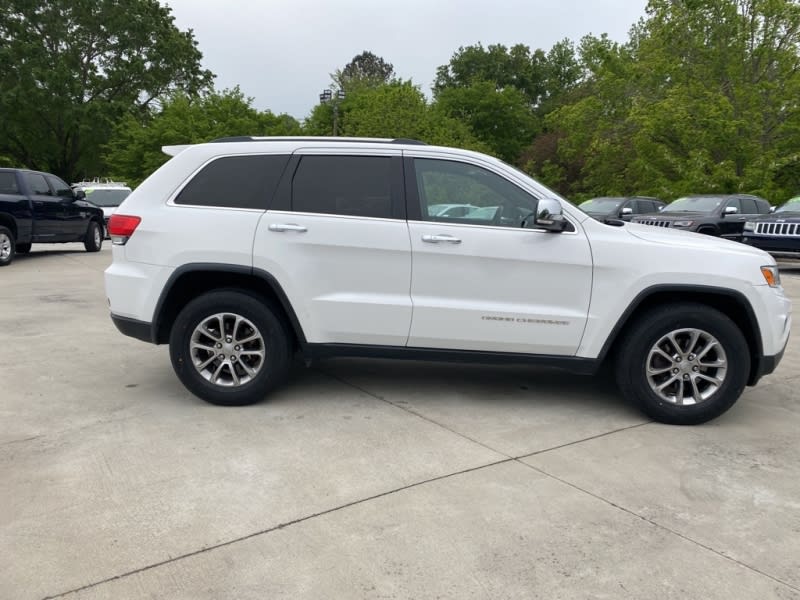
[{"x1": 302, "y1": 343, "x2": 601, "y2": 375}]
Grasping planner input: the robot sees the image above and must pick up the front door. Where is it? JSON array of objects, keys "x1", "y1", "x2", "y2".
[
  {"x1": 25, "y1": 172, "x2": 61, "y2": 240},
  {"x1": 253, "y1": 150, "x2": 412, "y2": 346},
  {"x1": 46, "y1": 175, "x2": 86, "y2": 239},
  {"x1": 405, "y1": 156, "x2": 592, "y2": 356}
]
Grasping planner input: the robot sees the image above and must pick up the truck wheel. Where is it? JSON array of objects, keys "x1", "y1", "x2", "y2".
[
  {"x1": 615, "y1": 303, "x2": 749, "y2": 425},
  {"x1": 169, "y1": 289, "x2": 292, "y2": 406},
  {"x1": 0, "y1": 226, "x2": 15, "y2": 266},
  {"x1": 15, "y1": 243, "x2": 31, "y2": 253},
  {"x1": 84, "y1": 221, "x2": 103, "y2": 252}
]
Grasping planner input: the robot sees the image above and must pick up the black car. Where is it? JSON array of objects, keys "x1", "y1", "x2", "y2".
[
  {"x1": 631, "y1": 194, "x2": 772, "y2": 237},
  {"x1": 740, "y1": 196, "x2": 800, "y2": 259},
  {"x1": 578, "y1": 196, "x2": 665, "y2": 222}
]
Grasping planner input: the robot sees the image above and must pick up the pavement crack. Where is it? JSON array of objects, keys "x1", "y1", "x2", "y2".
[
  {"x1": 518, "y1": 460, "x2": 800, "y2": 594},
  {"x1": 316, "y1": 368, "x2": 511, "y2": 458},
  {"x1": 42, "y1": 457, "x2": 514, "y2": 599}
]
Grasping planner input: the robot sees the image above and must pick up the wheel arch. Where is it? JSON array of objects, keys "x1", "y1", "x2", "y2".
[
  {"x1": 598, "y1": 285, "x2": 764, "y2": 385},
  {"x1": 0, "y1": 212, "x2": 17, "y2": 239},
  {"x1": 152, "y1": 264, "x2": 306, "y2": 349}
]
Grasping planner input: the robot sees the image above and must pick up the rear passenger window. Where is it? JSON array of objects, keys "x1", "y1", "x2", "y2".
[
  {"x1": 740, "y1": 198, "x2": 758, "y2": 214},
  {"x1": 174, "y1": 155, "x2": 290, "y2": 209},
  {"x1": 25, "y1": 173, "x2": 51, "y2": 195},
  {"x1": 291, "y1": 156, "x2": 394, "y2": 218}
]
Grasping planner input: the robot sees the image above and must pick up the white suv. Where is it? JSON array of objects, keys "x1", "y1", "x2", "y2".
[{"x1": 105, "y1": 137, "x2": 791, "y2": 425}]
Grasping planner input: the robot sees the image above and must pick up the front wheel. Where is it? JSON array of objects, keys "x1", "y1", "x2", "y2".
[
  {"x1": 615, "y1": 303, "x2": 749, "y2": 425},
  {"x1": 84, "y1": 221, "x2": 102, "y2": 252},
  {"x1": 0, "y1": 226, "x2": 15, "y2": 266},
  {"x1": 169, "y1": 289, "x2": 292, "y2": 406}
]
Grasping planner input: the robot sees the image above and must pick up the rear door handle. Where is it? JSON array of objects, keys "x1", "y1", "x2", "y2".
[
  {"x1": 422, "y1": 234, "x2": 462, "y2": 244},
  {"x1": 269, "y1": 223, "x2": 307, "y2": 233}
]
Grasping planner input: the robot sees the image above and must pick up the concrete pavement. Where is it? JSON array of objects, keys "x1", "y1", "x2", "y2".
[{"x1": 1, "y1": 245, "x2": 798, "y2": 599}]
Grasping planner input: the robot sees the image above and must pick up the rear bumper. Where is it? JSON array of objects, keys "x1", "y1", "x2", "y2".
[{"x1": 111, "y1": 314, "x2": 154, "y2": 344}]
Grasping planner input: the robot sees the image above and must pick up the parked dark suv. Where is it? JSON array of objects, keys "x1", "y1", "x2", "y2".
[
  {"x1": 740, "y1": 196, "x2": 800, "y2": 259},
  {"x1": 631, "y1": 194, "x2": 772, "y2": 237},
  {"x1": 578, "y1": 196, "x2": 665, "y2": 222}
]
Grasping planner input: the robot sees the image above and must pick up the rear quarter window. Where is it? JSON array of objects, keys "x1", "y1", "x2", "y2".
[
  {"x1": 0, "y1": 173, "x2": 19, "y2": 195},
  {"x1": 174, "y1": 155, "x2": 291, "y2": 209}
]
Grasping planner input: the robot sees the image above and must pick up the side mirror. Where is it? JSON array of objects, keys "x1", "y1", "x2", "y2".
[
  {"x1": 74, "y1": 188, "x2": 86, "y2": 200},
  {"x1": 620, "y1": 207, "x2": 633, "y2": 216},
  {"x1": 770, "y1": 206, "x2": 777, "y2": 213},
  {"x1": 724, "y1": 205, "x2": 738, "y2": 215},
  {"x1": 533, "y1": 198, "x2": 567, "y2": 232}
]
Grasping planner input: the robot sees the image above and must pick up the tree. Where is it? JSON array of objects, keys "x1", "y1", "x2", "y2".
[
  {"x1": 332, "y1": 51, "x2": 395, "y2": 92},
  {"x1": 104, "y1": 88, "x2": 301, "y2": 186},
  {"x1": 0, "y1": 0, "x2": 213, "y2": 182},
  {"x1": 303, "y1": 80, "x2": 488, "y2": 151}
]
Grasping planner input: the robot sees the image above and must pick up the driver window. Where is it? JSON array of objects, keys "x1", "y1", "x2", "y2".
[{"x1": 414, "y1": 158, "x2": 537, "y2": 228}]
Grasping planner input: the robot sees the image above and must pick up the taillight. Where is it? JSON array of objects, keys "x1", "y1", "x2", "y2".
[{"x1": 108, "y1": 214, "x2": 141, "y2": 245}]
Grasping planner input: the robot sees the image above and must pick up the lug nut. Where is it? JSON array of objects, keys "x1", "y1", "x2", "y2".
[
  {"x1": 216, "y1": 343, "x2": 222, "y2": 349},
  {"x1": 688, "y1": 354, "x2": 695, "y2": 361},
  {"x1": 693, "y1": 366, "x2": 699, "y2": 372},
  {"x1": 683, "y1": 374, "x2": 690, "y2": 379},
  {"x1": 234, "y1": 345, "x2": 240, "y2": 351},
  {"x1": 218, "y1": 354, "x2": 225, "y2": 360},
  {"x1": 673, "y1": 368, "x2": 679, "y2": 374},
  {"x1": 676, "y1": 357, "x2": 682, "y2": 362},
  {"x1": 226, "y1": 337, "x2": 232, "y2": 343},
  {"x1": 230, "y1": 356, "x2": 237, "y2": 362}
]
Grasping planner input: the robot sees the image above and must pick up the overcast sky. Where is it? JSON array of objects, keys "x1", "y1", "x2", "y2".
[{"x1": 163, "y1": 0, "x2": 648, "y2": 119}]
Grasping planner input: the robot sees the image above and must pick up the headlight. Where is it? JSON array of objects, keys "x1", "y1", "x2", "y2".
[
  {"x1": 673, "y1": 220, "x2": 694, "y2": 227},
  {"x1": 744, "y1": 222, "x2": 755, "y2": 231},
  {"x1": 761, "y1": 265, "x2": 781, "y2": 287}
]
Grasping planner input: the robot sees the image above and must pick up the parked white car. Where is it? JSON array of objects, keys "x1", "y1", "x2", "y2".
[{"x1": 105, "y1": 137, "x2": 791, "y2": 425}]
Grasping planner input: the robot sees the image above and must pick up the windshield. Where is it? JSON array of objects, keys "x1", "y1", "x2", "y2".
[
  {"x1": 777, "y1": 197, "x2": 800, "y2": 213},
  {"x1": 84, "y1": 188, "x2": 130, "y2": 207},
  {"x1": 662, "y1": 196, "x2": 723, "y2": 214},
  {"x1": 579, "y1": 198, "x2": 624, "y2": 214}
]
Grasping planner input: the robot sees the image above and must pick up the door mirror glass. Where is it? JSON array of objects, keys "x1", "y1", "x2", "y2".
[
  {"x1": 620, "y1": 207, "x2": 633, "y2": 215},
  {"x1": 533, "y1": 198, "x2": 567, "y2": 232},
  {"x1": 724, "y1": 205, "x2": 738, "y2": 215}
]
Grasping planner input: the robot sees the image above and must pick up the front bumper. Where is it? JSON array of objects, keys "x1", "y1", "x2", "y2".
[{"x1": 740, "y1": 235, "x2": 800, "y2": 258}]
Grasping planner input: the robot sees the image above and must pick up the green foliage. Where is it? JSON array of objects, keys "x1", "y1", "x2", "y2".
[
  {"x1": 302, "y1": 80, "x2": 488, "y2": 152},
  {"x1": 539, "y1": 0, "x2": 800, "y2": 202},
  {"x1": 0, "y1": 0, "x2": 213, "y2": 182},
  {"x1": 105, "y1": 88, "x2": 301, "y2": 186},
  {"x1": 332, "y1": 51, "x2": 395, "y2": 92}
]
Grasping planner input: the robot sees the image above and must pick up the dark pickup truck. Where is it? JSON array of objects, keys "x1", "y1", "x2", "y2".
[{"x1": 0, "y1": 168, "x2": 105, "y2": 266}]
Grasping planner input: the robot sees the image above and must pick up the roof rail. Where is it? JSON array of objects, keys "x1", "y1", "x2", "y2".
[{"x1": 209, "y1": 136, "x2": 427, "y2": 146}]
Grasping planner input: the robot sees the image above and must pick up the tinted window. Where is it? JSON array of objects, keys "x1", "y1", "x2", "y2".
[
  {"x1": 0, "y1": 173, "x2": 19, "y2": 195},
  {"x1": 84, "y1": 189, "x2": 131, "y2": 207},
  {"x1": 415, "y1": 159, "x2": 537, "y2": 228},
  {"x1": 175, "y1": 155, "x2": 290, "y2": 209},
  {"x1": 292, "y1": 155, "x2": 394, "y2": 218},
  {"x1": 46, "y1": 175, "x2": 72, "y2": 198},
  {"x1": 739, "y1": 198, "x2": 758, "y2": 214},
  {"x1": 579, "y1": 197, "x2": 624, "y2": 214},
  {"x1": 755, "y1": 199, "x2": 772, "y2": 214},
  {"x1": 25, "y1": 173, "x2": 51, "y2": 195}
]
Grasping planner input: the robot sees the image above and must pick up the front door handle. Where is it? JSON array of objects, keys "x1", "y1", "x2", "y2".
[
  {"x1": 422, "y1": 234, "x2": 462, "y2": 244},
  {"x1": 269, "y1": 223, "x2": 307, "y2": 233}
]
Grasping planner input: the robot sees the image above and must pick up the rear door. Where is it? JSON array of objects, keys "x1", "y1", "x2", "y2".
[
  {"x1": 25, "y1": 172, "x2": 60, "y2": 240},
  {"x1": 45, "y1": 175, "x2": 85, "y2": 239},
  {"x1": 253, "y1": 149, "x2": 412, "y2": 346},
  {"x1": 404, "y1": 153, "x2": 592, "y2": 355}
]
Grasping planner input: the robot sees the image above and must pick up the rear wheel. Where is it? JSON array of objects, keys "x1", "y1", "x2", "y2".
[
  {"x1": 84, "y1": 221, "x2": 102, "y2": 252},
  {"x1": 0, "y1": 226, "x2": 15, "y2": 266},
  {"x1": 169, "y1": 289, "x2": 292, "y2": 406},
  {"x1": 615, "y1": 303, "x2": 749, "y2": 425}
]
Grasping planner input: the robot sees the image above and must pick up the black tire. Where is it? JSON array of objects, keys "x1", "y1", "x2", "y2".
[
  {"x1": 0, "y1": 226, "x2": 15, "y2": 267},
  {"x1": 15, "y1": 242, "x2": 31, "y2": 254},
  {"x1": 615, "y1": 303, "x2": 749, "y2": 425},
  {"x1": 84, "y1": 221, "x2": 103, "y2": 252},
  {"x1": 169, "y1": 289, "x2": 292, "y2": 406}
]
